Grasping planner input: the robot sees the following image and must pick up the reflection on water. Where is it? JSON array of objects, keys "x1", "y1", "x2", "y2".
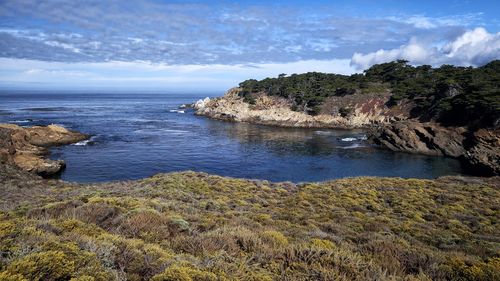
[
  {"x1": 206, "y1": 121, "x2": 368, "y2": 156},
  {"x1": 0, "y1": 92, "x2": 467, "y2": 183}
]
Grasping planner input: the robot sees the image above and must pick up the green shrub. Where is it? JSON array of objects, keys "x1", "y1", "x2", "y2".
[
  {"x1": 151, "y1": 265, "x2": 217, "y2": 281},
  {"x1": 4, "y1": 251, "x2": 75, "y2": 281},
  {"x1": 262, "y1": 230, "x2": 288, "y2": 247}
]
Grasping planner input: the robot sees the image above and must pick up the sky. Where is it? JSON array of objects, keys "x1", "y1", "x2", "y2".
[{"x1": 0, "y1": 0, "x2": 499, "y2": 92}]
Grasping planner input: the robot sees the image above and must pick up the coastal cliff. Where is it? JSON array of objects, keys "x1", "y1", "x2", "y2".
[
  {"x1": 195, "y1": 87, "x2": 405, "y2": 129},
  {"x1": 0, "y1": 124, "x2": 88, "y2": 176}
]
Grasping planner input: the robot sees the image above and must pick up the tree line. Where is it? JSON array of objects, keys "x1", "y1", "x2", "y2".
[{"x1": 239, "y1": 60, "x2": 500, "y2": 127}]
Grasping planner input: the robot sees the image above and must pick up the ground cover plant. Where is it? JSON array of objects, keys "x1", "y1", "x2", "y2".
[{"x1": 0, "y1": 165, "x2": 499, "y2": 280}]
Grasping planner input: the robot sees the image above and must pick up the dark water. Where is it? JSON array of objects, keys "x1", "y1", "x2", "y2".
[{"x1": 0, "y1": 92, "x2": 467, "y2": 183}]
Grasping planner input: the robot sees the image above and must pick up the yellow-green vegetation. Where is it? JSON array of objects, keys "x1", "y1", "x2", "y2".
[{"x1": 0, "y1": 171, "x2": 499, "y2": 280}]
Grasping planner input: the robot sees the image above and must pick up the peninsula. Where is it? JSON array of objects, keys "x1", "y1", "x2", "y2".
[{"x1": 195, "y1": 60, "x2": 500, "y2": 175}]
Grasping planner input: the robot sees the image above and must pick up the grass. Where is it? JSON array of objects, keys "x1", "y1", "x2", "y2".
[{"x1": 0, "y1": 169, "x2": 499, "y2": 280}]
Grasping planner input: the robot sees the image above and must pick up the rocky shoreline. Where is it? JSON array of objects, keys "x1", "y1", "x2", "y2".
[
  {"x1": 194, "y1": 88, "x2": 402, "y2": 129},
  {"x1": 0, "y1": 124, "x2": 88, "y2": 176},
  {"x1": 194, "y1": 88, "x2": 499, "y2": 176}
]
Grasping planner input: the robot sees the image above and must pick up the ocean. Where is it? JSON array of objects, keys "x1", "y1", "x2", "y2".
[{"x1": 0, "y1": 91, "x2": 467, "y2": 182}]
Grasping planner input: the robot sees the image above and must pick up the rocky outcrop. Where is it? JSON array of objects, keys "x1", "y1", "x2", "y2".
[
  {"x1": 195, "y1": 88, "x2": 404, "y2": 129},
  {"x1": 0, "y1": 124, "x2": 88, "y2": 177},
  {"x1": 465, "y1": 129, "x2": 500, "y2": 175},
  {"x1": 369, "y1": 121, "x2": 499, "y2": 175},
  {"x1": 369, "y1": 121, "x2": 467, "y2": 157}
]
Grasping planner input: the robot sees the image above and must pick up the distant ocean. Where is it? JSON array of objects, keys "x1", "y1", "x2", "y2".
[{"x1": 0, "y1": 92, "x2": 467, "y2": 182}]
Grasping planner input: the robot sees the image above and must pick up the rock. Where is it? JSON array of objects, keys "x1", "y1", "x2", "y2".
[
  {"x1": 197, "y1": 87, "x2": 499, "y2": 176},
  {"x1": 0, "y1": 124, "x2": 88, "y2": 177},
  {"x1": 0, "y1": 127, "x2": 16, "y2": 165},
  {"x1": 13, "y1": 154, "x2": 66, "y2": 176},
  {"x1": 0, "y1": 161, "x2": 41, "y2": 183},
  {"x1": 370, "y1": 121, "x2": 499, "y2": 176},
  {"x1": 465, "y1": 129, "x2": 500, "y2": 175},
  {"x1": 25, "y1": 124, "x2": 88, "y2": 147},
  {"x1": 370, "y1": 120, "x2": 466, "y2": 157},
  {"x1": 437, "y1": 83, "x2": 462, "y2": 98},
  {"x1": 369, "y1": 121, "x2": 466, "y2": 157}
]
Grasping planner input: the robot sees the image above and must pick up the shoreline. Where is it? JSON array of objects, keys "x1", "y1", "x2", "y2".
[
  {"x1": 194, "y1": 88, "x2": 395, "y2": 130},
  {"x1": 194, "y1": 88, "x2": 499, "y2": 176}
]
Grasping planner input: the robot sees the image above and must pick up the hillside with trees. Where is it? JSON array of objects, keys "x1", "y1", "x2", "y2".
[{"x1": 239, "y1": 60, "x2": 500, "y2": 128}]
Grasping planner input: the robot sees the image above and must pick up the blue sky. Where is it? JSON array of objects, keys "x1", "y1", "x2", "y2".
[{"x1": 0, "y1": 0, "x2": 499, "y2": 91}]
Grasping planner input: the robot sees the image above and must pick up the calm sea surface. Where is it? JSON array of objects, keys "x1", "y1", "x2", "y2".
[{"x1": 0, "y1": 92, "x2": 467, "y2": 182}]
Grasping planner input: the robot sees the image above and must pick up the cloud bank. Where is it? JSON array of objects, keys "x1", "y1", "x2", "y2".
[
  {"x1": 351, "y1": 28, "x2": 500, "y2": 70},
  {"x1": 0, "y1": 58, "x2": 355, "y2": 91}
]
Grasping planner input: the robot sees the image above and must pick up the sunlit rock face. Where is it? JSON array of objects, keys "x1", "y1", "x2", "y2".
[
  {"x1": 0, "y1": 124, "x2": 88, "y2": 176},
  {"x1": 195, "y1": 88, "x2": 400, "y2": 129}
]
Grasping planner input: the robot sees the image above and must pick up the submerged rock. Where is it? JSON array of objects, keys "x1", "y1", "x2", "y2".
[{"x1": 0, "y1": 124, "x2": 88, "y2": 177}]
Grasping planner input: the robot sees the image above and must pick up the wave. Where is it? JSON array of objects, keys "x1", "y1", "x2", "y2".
[
  {"x1": 169, "y1": 109, "x2": 185, "y2": 114},
  {"x1": 126, "y1": 118, "x2": 164, "y2": 123},
  {"x1": 73, "y1": 140, "x2": 91, "y2": 146},
  {"x1": 21, "y1": 107, "x2": 67, "y2": 112},
  {"x1": 134, "y1": 128, "x2": 189, "y2": 134},
  {"x1": 314, "y1": 130, "x2": 334, "y2": 136},
  {"x1": 340, "y1": 143, "x2": 366, "y2": 149},
  {"x1": 340, "y1": 135, "x2": 368, "y2": 142},
  {"x1": 72, "y1": 136, "x2": 97, "y2": 146},
  {"x1": 10, "y1": 119, "x2": 37, "y2": 124}
]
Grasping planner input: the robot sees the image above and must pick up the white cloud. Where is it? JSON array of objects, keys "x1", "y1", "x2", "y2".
[
  {"x1": 405, "y1": 16, "x2": 436, "y2": 29},
  {"x1": 350, "y1": 27, "x2": 500, "y2": 70},
  {"x1": 388, "y1": 13, "x2": 484, "y2": 29}
]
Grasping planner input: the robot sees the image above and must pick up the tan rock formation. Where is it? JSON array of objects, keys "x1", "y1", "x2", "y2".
[
  {"x1": 0, "y1": 124, "x2": 88, "y2": 176},
  {"x1": 195, "y1": 88, "x2": 401, "y2": 129}
]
